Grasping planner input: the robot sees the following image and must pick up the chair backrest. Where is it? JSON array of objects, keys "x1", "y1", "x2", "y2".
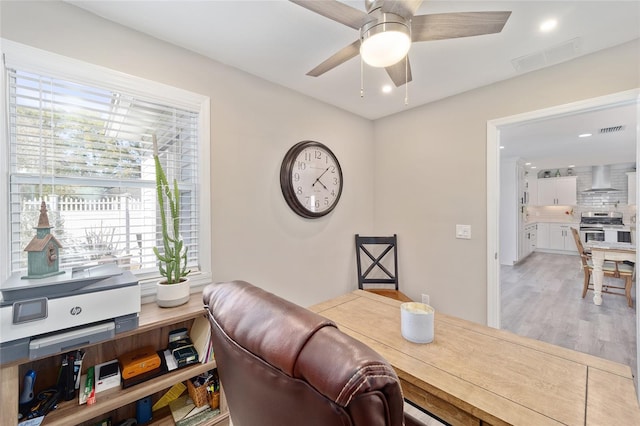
[
  {"x1": 202, "y1": 281, "x2": 404, "y2": 426},
  {"x1": 355, "y1": 234, "x2": 399, "y2": 291},
  {"x1": 570, "y1": 227, "x2": 589, "y2": 267}
]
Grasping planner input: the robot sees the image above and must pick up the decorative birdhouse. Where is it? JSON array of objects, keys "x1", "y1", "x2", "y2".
[{"x1": 22, "y1": 201, "x2": 65, "y2": 279}]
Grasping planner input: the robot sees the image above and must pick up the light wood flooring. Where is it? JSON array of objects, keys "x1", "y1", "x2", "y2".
[{"x1": 501, "y1": 251, "x2": 637, "y2": 380}]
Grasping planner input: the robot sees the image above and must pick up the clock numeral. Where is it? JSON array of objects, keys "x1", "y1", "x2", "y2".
[
  {"x1": 333, "y1": 177, "x2": 338, "y2": 185},
  {"x1": 296, "y1": 161, "x2": 307, "y2": 170},
  {"x1": 330, "y1": 166, "x2": 336, "y2": 173},
  {"x1": 293, "y1": 172, "x2": 300, "y2": 182},
  {"x1": 315, "y1": 150, "x2": 322, "y2": 160},
  {"x1": 302, "y1": 196, "x2": 321, "y2": 210},
  {"x1": 324, "y1": 197, "x2": 329, "y2": 206},
  {"x1": 331, "y1": 189, "x2": 336, "y2": 197},
  {"x1": 296, "y1": 186, "x2": 303, "y2": 195},
  {"x1": 304, "y1": 151, "x2": 312, "y2": 161}
]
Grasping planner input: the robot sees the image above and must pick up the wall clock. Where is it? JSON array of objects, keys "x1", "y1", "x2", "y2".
[{"x1": 280, "y1": 141, "x2": 343, "y2": 219}]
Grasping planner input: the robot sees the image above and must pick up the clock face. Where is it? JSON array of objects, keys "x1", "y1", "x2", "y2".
[{"x1": 280, "y1": 141, "x2": 343, "y2": 218}]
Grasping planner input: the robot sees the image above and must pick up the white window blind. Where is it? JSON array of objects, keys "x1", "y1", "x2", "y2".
[{"x1": 6, "y1": 67, "x2": 200, "y2": 277}]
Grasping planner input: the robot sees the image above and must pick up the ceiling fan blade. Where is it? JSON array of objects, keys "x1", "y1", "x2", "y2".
[
  {"x1": 386, "y1": 57, "x2": 413, "y2": 87},
  {"x1": 412, "y1": 11, "x2": 511, "y2": 42},
  {"x1": 289, "y1": 0, "x2": 368, "y2": 30},
  {"x1": 382, "y1": 0, "x2": 424, "y2": 18},
  {"x1": 307, "y1": 40, "x2": 361, "y2": 77}
]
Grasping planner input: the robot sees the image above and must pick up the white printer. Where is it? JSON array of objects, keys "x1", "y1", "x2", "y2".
[{"x1": 0, "y1": 264, "x2": 140, "y2": 364}]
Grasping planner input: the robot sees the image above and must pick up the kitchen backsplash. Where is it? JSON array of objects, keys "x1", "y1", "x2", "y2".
[{"x1": 528, "y1": 163, "x2": 637, "y2": 225}]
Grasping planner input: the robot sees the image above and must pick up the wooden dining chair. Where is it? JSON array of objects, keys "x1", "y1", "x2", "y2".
[
  {"x1": 570, "y1": 227, "x2": 634, "y2": 307},
  {"x1": 355, "y1": 234, "x2": 412, "y2": 302}
]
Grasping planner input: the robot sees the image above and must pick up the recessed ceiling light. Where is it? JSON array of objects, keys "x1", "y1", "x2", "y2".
[
  {"x1": 382, "y1": 85, "x2": 392, "y2": 94},
  {"x1": 569, "y1": 164, "x2": 575, "y2": 168},
  {"x1": 531, "y1": 166, "x2": 537, "y2": 169},
  {"x1": 578, "y1": 133, "x2": 592, "y2": 138},
  {"x1": 539, "y1": 19, "x2": 557, "y2": 33},
  {"x1": 525, "y1": 162, "x2": 531, "y2": 166},
  {"x1": 499, "y1": 146, "x2": 505, "y2": 149}
]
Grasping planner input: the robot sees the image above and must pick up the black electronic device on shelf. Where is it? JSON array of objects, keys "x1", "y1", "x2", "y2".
[{"x1": 168, "y1": 328, "x2": 199, "y2": 368}]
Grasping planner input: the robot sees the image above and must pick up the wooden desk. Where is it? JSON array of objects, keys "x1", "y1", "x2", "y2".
[
  {"x1": 586, "y1": 241, "x2": 636, "y2": 305},
  {"x1": 310, "y1": 290, "x2": 640, "y2": 426}
]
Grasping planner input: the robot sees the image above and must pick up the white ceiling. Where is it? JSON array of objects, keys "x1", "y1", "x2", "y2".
[
  {"x1": 68, "y1": 0, "x2": 640, "y2": 120},
  {"x1": 67, "y1": 1, "x2": 639, "y2": 168},
  {"x1": 500, "y1": 102, "x2": 638, "y2": 170}
]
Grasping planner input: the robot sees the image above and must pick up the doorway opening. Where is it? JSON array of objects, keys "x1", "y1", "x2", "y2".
[{"x1": 486, "y1": 88, "x2": 640, "y2": 395}]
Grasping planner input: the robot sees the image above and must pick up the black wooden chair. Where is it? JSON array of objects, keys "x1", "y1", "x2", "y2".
[{"x1": 355, "y1": 234, "x2": 412, "y2": 302}]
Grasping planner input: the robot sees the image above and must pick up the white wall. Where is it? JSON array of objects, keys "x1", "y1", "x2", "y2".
[
  {"x1": 0, "y1": 1, "x2": 375, "y2": 307},
  {"x1": 373, "y1": 40, "x2": 639, "y2": 323}
]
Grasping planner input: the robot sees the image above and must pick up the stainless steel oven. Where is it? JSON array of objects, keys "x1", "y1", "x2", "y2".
[
  {"x1": 579, "y1": 226, "x2": 605, "y2": 243},
  {"x1": 579, "y1": 212, "x2": 625, "y2": 244},
  {"x1": 604, "y1": 227, "x2": 632, "y2": 243}
]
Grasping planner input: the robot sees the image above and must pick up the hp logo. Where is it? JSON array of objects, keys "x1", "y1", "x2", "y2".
[{"x1": 70, "y1": 306, "x2": 82, "y2": 316}]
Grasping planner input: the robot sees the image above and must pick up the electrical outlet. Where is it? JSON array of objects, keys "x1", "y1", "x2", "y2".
[{"x1": 421, "y1": 294, "x2": 430, "y2": 305}]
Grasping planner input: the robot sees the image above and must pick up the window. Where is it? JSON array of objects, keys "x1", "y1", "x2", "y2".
[{"x1": 1, "y1": 40, "x2": 211, "y2": 296}]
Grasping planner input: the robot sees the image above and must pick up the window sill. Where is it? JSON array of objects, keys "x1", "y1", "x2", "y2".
[{"x1": 139, "y1": 270, "x2": 212, "y2": 304}]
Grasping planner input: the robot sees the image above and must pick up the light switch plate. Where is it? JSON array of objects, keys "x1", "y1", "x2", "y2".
[{"x1": 456, "y1": 224, "x2": 471, "y2": 239}]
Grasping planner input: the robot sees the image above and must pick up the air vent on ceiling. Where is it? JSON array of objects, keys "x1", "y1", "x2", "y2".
[
  {"x1": 599, "y1": 125, "x2": 625, "y2": 134},
  {"x1": 511, "y1": 38, "x2": 581, "y2": 73}
]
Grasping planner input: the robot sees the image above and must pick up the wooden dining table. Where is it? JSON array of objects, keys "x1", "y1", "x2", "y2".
[
  {"x1": 309, "y1": 290, "x2": 640, "y2": 426},
  {"x1": 586, "y1": 241, "x2": 636, "y2": 305}
]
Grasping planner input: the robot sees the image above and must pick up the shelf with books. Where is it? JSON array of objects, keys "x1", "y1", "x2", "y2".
[
  {"x1": 41, "y1": 360, "x2": 220, "y2": 426},
  {"x1": 2, "y1": 293, "x2": 225, "y2": 426},
  {"x1": 150, "y1": 399, "x2": 228, "y2": 426}
]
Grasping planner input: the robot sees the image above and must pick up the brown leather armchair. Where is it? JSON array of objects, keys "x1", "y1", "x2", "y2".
[{"x1": 203, "y1": 280, "x2": 406, "y2": 426}]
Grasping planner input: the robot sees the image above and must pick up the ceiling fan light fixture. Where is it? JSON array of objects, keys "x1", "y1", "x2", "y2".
[{"x1": 360, "y1": 13, "x2": 411, "y2": 68}]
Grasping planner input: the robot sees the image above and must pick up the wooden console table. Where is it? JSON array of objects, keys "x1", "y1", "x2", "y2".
[{"x1": 310, "y1": 290, "x2": 640, "y2": 425}]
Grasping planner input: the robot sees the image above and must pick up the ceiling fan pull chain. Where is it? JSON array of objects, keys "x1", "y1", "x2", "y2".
[
  {"x1": 404, "y1": 19, "x2": 411, "y2": 106},
  {"x1": 404, "y1": 56, "x2": 408, "y2": 106},
  {"x1": 360, "y1": 55, "x2": 364, "y2": 98}
]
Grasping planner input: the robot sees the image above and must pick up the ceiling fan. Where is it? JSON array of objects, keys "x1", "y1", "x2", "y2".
[{"x1": 290, "y1": 0, "x2": 511, "y2": 87}]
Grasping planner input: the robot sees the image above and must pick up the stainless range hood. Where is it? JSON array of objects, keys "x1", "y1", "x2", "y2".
[{"x1": 582, "y1": 165, "x2": 621, "y2": 193}]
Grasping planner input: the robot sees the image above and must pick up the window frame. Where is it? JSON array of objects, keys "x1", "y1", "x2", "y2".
[{"x1": 1, "y1": 39, "x2": 212, "y2": 300}]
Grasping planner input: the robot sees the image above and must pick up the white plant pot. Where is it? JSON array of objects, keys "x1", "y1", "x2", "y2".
[{"x1": 156, "y1": 277, "x2": 190, "y2": 308}]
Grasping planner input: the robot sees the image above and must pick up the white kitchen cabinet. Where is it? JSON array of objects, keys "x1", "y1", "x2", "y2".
[
  {"x1": 627, "y1": 172, "x2": 636, "y2": 205},
  {"x1": 528, "y1": 224, "x2": 537, "y2": 254},
  {"x1": 519, "y1": 224, "x2": 536, "y2": 260},
  {"x1": 535, "y1": 223, "x2": 577, "y2": 254},
  {"x1": 527, "y1": 176, "x2": 538, "y2": 205},
  {"x1": 548, "y1": 223, "x2": 578, "y2": 252},
  {"x1": 500, "y1": 158, "x2": 529, "y2": 265},
  {"x1": 522, "y1": 223, "x2": 537, "y2": 257},
  {"x1": 536, "y1": 223, "x2": 550, "y2": 249},
  {"x1": 537, "y1": 176, "x2": 577, "y2": 206}
]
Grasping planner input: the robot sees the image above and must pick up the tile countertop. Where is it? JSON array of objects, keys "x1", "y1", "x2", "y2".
[
  {"x1": 601, "y1": 225, "x2": 635, "y2": 231},
  {"x1": 525, "y1": 221, "x2": 635, "y2": 232}
]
